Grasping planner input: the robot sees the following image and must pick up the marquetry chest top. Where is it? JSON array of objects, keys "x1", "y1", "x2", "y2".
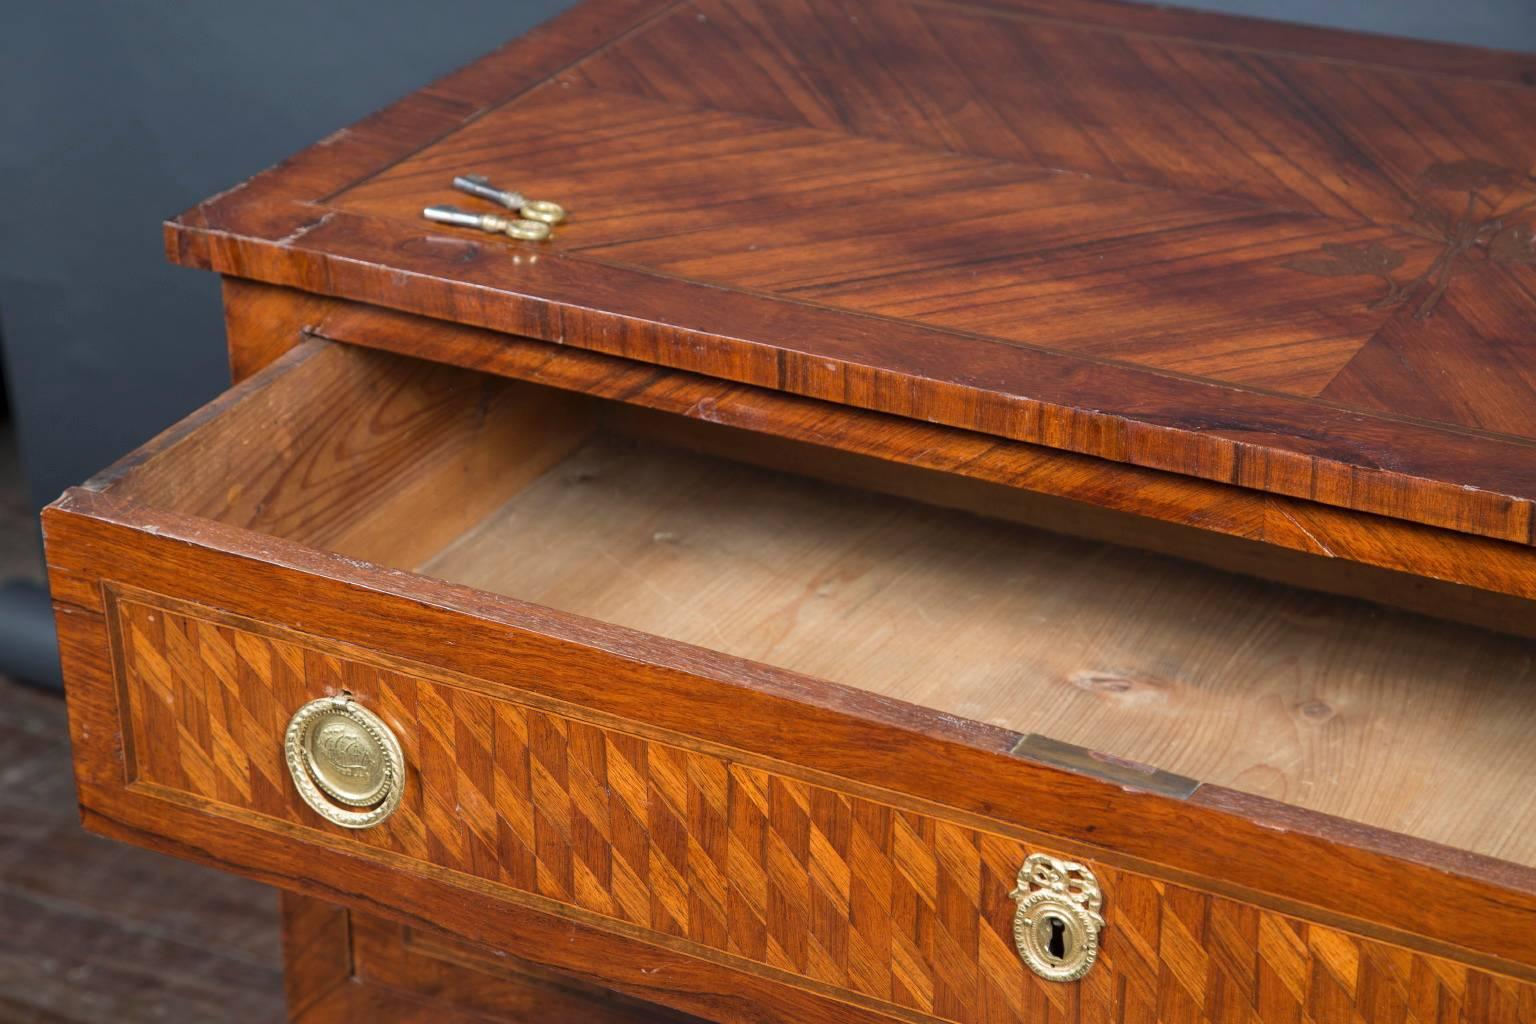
[{"x1": 167, "y1": 0, "x2": 1536, "y2": 553}]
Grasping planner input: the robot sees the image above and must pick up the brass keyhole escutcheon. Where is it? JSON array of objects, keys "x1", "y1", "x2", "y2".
[
  {"x1": 284, "y1": 696, "x2": 404, "y2": 829},
  {"x1": 1010, "y1": 854, "x2": 1104, "y2": 982},
  {"x1": 1043, "y1": 912, "x2": 1070, "y2": 961}
]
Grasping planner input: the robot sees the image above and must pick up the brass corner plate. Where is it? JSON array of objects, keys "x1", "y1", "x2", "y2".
[
  {"x1": 1010, "y1": 854, "x2": 1104, "y2": 982},
  {"x1": 284, "y1": 696, "x2": 404, "y2": 829},
  {"x1": 1009, "y1": 733, "x2": 1198, "y2": 800}
]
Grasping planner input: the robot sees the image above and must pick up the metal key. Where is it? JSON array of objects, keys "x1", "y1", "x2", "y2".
[
  {"x1": 423, "y1": 204, "x2": 550, "y2": 242},
  {"x1": 453, "y1": 174, "x2": 566, "y2": 224}
]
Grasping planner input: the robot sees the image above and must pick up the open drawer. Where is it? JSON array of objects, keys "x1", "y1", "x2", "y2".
[{"x1": 44, "y1": 339, "x2": 1536, "y2": 1023}]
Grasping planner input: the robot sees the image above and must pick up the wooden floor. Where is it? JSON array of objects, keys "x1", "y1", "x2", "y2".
[
  {"x1": 0, "y1": 675, "x2": 286, "y2": 1022},
  {"x1": 0, "y1": 424, "x2": 286, "y2": 1022}
]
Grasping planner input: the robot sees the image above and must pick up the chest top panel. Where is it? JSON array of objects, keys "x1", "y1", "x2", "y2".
[{"x1": 167, "y1": 0, "x2": 1536, "y2": 545}]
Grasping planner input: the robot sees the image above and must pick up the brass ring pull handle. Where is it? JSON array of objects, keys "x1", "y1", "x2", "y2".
[
  {"x1": 1010, "y1": 854, "x2": 1104, "y2": 982},
  {"x1": 284, "y1": 696, "x2": 405, "y2": 829}
]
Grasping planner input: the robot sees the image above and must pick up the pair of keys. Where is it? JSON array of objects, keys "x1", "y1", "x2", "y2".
[{"x1": 423, "y1": 175, "x2": 566, "y2": 242}]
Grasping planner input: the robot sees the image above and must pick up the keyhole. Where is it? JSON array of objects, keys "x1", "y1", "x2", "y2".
[{"x1": 1046, "y1": 914, "x2": 1068, "y2": 961}]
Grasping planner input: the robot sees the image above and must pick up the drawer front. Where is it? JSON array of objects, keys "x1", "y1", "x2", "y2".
[
  {"x1": 108, "y1": 589, "x2": 1534, "y2": 1024},
  {"x1": 285, "y1": 894, "x2": 707, "y2": 1023},
  {"x1": 42, "y1": 339, "x2": 1536, "y2": 1021}
]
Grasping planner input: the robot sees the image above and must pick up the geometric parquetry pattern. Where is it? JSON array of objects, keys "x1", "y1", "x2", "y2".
[{"x1": 117, "y1": 598, "x2": 1536, "y2": 1024}]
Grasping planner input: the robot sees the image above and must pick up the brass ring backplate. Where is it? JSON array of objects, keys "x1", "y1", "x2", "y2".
[
  {"x1": 284, "y1": 696, "x2": 404, "y2": 829},
  {"x1": 1010, "y1": 854, "x2": 1104, "y2": 982}
]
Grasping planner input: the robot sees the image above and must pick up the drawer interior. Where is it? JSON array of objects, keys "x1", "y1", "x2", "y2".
[{"x1": 104, "y1": 341, "x2": 1536, "y2": 869}]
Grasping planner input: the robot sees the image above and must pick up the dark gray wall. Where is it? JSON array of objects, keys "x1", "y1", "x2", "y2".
[
  {"x1": 2, "y1": 1, "x2": 1533, "y2": 517},
  {"x1": 1143, "y1": 0, "x2": 1536, "y2": 49},
  {"x1": 0, "y1": 1, "x2": 579, "y2": 514}
]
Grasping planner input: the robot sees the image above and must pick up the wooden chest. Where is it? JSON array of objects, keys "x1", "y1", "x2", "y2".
[{"x1": 43, "y1": 1, "x2": 1536, "y2": 1021}]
